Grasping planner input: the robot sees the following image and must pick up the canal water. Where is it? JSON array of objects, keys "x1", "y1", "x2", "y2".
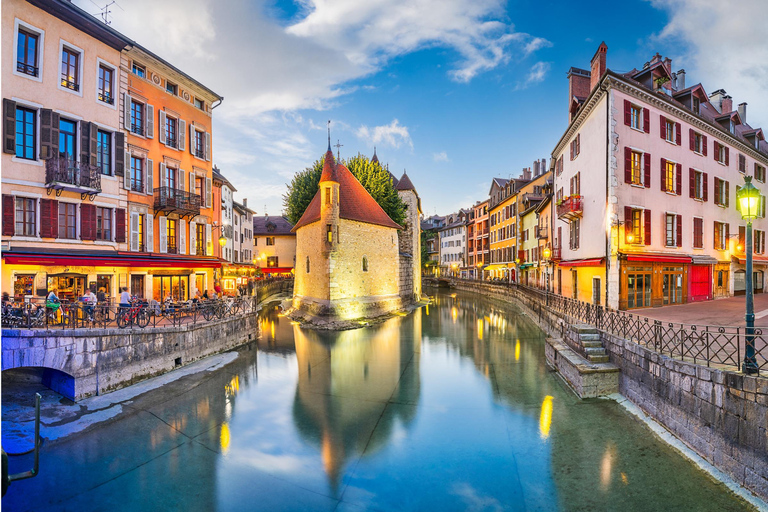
[{"x1": 2, "y1": 288, "x2": 753, "y2": 511}]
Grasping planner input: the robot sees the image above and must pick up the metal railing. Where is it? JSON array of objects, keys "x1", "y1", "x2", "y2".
[
  {"x1": 45, "y1": 157, "x2": 102, "y2": 192},
  {"x1": 98, "y1": 91, "x2": 114, "y2": 105},
  {"x1": 535, "y1": 226, "x2": 548, "y2": 239},
  {"x1": 131, "y1": 123, "x2": 144, "y2": 136},
  {"x1": 166, "y1": 136, "x2": 178, "y2": 149},
  {"x1": 60, "y1": 77, "x2": 79, "y2": 92},
  {"x1": 556, "y1": 195, "x2": 583, "y2": 219},
  {"x1": 17, "y1": 61, "x2": 38, "y2": 77},
  {"x1": 154, "y1": 187, "x2": 201, "y2": 213}
]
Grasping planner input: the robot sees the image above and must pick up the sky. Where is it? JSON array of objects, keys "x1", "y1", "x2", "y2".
[{"x1": 75, "y1": 0, "x2": 768, "y2": 218}]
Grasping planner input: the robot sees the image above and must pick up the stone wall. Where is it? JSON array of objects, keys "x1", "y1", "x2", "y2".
[{"x1": 397, "y1": 188, "x2": 421, "y2": 303}]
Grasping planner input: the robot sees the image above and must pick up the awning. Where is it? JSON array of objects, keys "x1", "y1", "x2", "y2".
[
  {"x1": 484, "y1": 264, "x2": 510, "y2": 271},
  {"x1": 3, "y1": 250, "x2": 223, "y2": 269},
  {"x1": 558, "y1": 258, "x2": 604, "y2": 268},
  {"x1": 262, "y1": 267, "x2": 293, "y2": 274},
  {"x1": 731, "y1": 256, "x2": 768, "y2": 265},
  {"x1": 625, "y1": 253, "x2": 692, "y2": 263},
  {"x1": 691, "y1": 255, "x2": 718, "y2": 265},
  {"x1": 519, "y1": 263, "x2": 534, "y2": 269}
]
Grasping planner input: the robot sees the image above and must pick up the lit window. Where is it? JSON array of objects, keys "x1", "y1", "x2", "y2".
[
  {"x1": 60, "y1": 47, "x2": 80, "y2": 91},
  {"x1": 665, "y1": 160, "x2": 676, "y2": 193},
  {"x1": 98, "y1": 65, "x2": 114, "y2": 104},
  {"x1": 16, "y1": 29, "x2": 39, "y2": 77},
  {"x1": 631, "y1": 151, "x2": 642, "y2": 185}
]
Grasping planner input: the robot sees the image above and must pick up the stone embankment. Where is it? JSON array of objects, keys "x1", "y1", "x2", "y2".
[{"x1": 442, "y1": 279, "x2": 768, "y2": 503}]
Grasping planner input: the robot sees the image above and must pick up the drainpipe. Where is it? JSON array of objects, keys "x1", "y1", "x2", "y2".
[
  {"x1": 604, "y1": 79, "x2": 611, "y2": 309},
  {"x1": 211, "y1": 97, "x2": 224, "y2": 110}
]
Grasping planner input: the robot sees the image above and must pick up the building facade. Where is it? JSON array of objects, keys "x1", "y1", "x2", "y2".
[
  {"x1": 467, "y1": 200, "x2": 489, "y2": 279},
  {"x1": 517, "y1": 165, "x2": 551, "y2": 288},
  {"x1": 438, "y1": 211, "x2": 467, "y2": 277},
  {"x1": 253, "y1": 215, "x2": 296, "y2": 277}
]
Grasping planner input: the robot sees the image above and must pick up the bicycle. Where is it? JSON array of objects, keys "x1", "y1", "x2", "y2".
[
  {"x1": 46, "y1": 300, "x2": 71, "y2": 327},
  {"x1": 116, "y1": 299, "x2": 150, "y2": 328}
]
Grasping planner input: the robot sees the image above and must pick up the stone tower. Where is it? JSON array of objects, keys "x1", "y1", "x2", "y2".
[{"x1": 396, "y1": 171, "x2": 422, "y2": 303}]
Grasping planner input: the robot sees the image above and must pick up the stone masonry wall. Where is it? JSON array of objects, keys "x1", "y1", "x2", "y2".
[{"x1": 398, "y1": 188, "x2": 420, "y2": 303}]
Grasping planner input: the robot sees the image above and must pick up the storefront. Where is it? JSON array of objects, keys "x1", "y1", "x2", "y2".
[
  {"x1": 222, "y1": 265, "x2": 258, "y2": 296},
  {"x1": 557, "y1": 258, "x2": 604, "y2": 304},
  {"x1": 619, "y1": 253, "x2": 691, "y2": 310},
  {"x1": 689, "y1": 256, "x2": 716, "y2": 302},
  {"x1": 730, "y1": 256, "x2": 768, "y2": 296}
]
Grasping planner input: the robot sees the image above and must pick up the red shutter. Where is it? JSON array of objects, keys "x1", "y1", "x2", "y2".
[
  {"x1": 703, "y1": 135, "x2": 708, "y2": 156},
  {"x1": 576, "y1": 134, "x2": 581, "y2": 155},
  {"x1": 624, "y1": 206, "x2": 632, "y2": 244},
  {"x1": 624, "y1": 147, "x2": 632, "y2": 183},
  {"x1": 570, "y1": 141, "x2": 574, "y2": 161},
  {"x1": 726, "y1": 223, "x2": 730, "y2": 243},
  {"x1": 116, "y1": 208, "x2": 126, "y2": 243},
  {"x1": 676, "y1": 163, "x2": 682, "y2": 195},
  {"x1": 714, "y1": 177, "x2": 721, "y2": 205},
  {"x1": 643, "y1": 108, "x2": 650, "y2": 133},
  {"x1": 677, "y1": 215, "x2": 682, "y2": 247},
  {"x1": 40, "y1": 199, "x2": 54, "y2": 238},
  {"x1": 689, "y1": 168, "x2": 695, "y2": 198},
  {"x1": 81, "y1": 204, "x2": 96, "y2": 241},
  {"x1": 2, "y1": 195, "x2": 14, "y2": 236},
  {"x1": 703, "y1": 173, "x2": 708, "y2": 202},
  {"x1": 725, "y1": 147, "x2": 730, "y2": 166},
  {"x1": 689, "y1": 129, "x2": 695, "y2": 151},
  {"x1": 714, "y1": 140, "x2": 719, "y2": 160},
  {"x1": 624, "y1": 100, "x2": 631, "y2": 126},
  {"x1": 660, "y1": 115, "x2": 666, "y2": 139},
  {"x1": 725, "y1": 181, "x2": 730, "y2": 207},
  {"x1": 675, "y1": 122, "x2": 681, "y2": 145},
  {"x1": 644, "y1": 153, "x2": 651, "y2": 188},
  {"x1": 660, "y1": 158, "x2": 667, "y2": 191},
  {"x1": 714, "y1": 222, "x2": 718, "y2": 250},
  {"x1": 644, "y1": 209, "x2": 651, "y2": 245}
]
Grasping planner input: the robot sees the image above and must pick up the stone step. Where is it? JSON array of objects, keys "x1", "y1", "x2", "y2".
[
  {"x1": 581, "y1": 340, "x2": 603, "y2": 348},
  {"x1": 588, "y1": 354, "x2": 610, "y2": 363},
  {"x1": 585, "y1": 347, "x2": 607, "y2": 356},
  {"x1": 573, "y1": 324, "x2": 599, "y2": 334},
  {"x1": 578, "y1": 333, "x2": 601, "y2": 341}
]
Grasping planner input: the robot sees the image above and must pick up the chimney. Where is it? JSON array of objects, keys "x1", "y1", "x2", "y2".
[
  {"x1": 650, "y1": 53, "x2": 662, "y2": 65},
  {"x1": 721, "y1": 95, "x2": 733, "y2": 114},
  {"x1": 589, "y1": 42, "x2": 608, "y2": 92},
  {"x1": 662, "y1": 57, "x2": 672, "y2": 76},
  {"x1": 709, "y1": 89, "x2": 726, "y2": 113},
  {"x1": 522, "y1": 168, "x2": 532, "y2": 181},
  {"x1": 676, "y1": 69, "x2": 685, "y2": 90},
  {"x1": 567, "y1": 67, "x2": 591, "y2": 122},
  {"x1": 533, "y1": 160, "x2": 539, "y2": 176},
  {"x1": 243, "y1": 198, "x2": 247, "y2": 208},
  {"x1": 541, "y1": 158, "x2": 547, "y2": 171},
  {"x1": 738, "y1": 102, "x2": 747, "y2": 124}
]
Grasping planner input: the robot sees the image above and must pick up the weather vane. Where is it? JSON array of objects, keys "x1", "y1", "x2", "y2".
[{"x1": 334, "y1": 139, "x2": 343, "y2": 160}]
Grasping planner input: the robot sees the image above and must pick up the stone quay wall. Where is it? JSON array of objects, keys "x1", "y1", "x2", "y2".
[{"x1": 443, "y1": 280, "x2": 768, "y2": 501}]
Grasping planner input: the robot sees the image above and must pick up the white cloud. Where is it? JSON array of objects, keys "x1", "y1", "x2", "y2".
[
  {"x1": 356, "y1": 119, "x2": 413, "y2": 149},
  {"x1": 650, "y1": 0, "x2": 768, "y2": 128},
  {"x1": 515, "y1": 61, "x2": 550, "y2": 90},
  {"x1": 433, "y1": 151, "x2": 450, "y2": 162}
]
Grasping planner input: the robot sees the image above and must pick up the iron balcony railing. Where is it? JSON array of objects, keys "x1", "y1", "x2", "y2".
[
  {"x1": 98, "y1": 91, "x2": 114, "y2": 105},
  {"x1": 194, "y1": 148, "x2": 205, "y2": 159},
  {"x1": 154, "y1": 186, "x2": 201, "y2": 215},
  {"x1": 557, "y1": 195, "x2": 583, "y2": 220},
  {"x1": 131, "y1": 124, "x2": 144, "y2": 136},
  {"x1": 535, "y1": 226, "x2": 548, "y2": 239},
  {"x1": 45, "y1": 157, "x2": 102, "y2": 192},
  {"x1": 166, "y1": 136, "x2": 178, "y2": 149},
  {"x1": 17, "y1": 61, "x2": 38, "y2": 77},
  {"x1": 60, "y1": 77, "x2": 79, "y2": 92}
]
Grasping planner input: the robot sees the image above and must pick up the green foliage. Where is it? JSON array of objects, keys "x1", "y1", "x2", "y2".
[
  {"x1": 420, "y1": 231, "x2": 431, "y2": 269},
  {"x1": 283, "y1": 153, "x2": 407, "y2": 226}
]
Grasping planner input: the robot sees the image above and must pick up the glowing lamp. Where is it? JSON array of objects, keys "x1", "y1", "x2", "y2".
[
  {"x1": 627, "y1": 232, "x2": 635, "y2": 244},
  {"x1": 543, "y1": 247, "x2": 551, "y2": 259},
  {"x1": 737, "y1": 176, "x2": 761, "y2": 221},
  {"x1": 218, "y1": 235, "x2": 227, "y2": 247},
  {"x1": 253, "y1": 258, "x2": 259, "y2": 265}
]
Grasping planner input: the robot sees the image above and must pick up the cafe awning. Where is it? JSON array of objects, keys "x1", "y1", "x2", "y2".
[{"x1": 558, "y1": 258, "x2": 604, "y2": 268}]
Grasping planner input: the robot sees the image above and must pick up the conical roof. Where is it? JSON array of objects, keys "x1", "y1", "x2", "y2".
[
  {"x1": 395, "y1": 171, "x2": 415, "y2": 191},
  {"x1": 371, "y1": 147, "x2": 379, "y2": 164},
  {"x1": 319, "y1": 149, "x2": 338, "y2": 183}
]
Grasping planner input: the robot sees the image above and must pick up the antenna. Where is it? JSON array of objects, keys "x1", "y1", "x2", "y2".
[
  {"x1": 327, "y1": 120, "x2": 331, "y2": 152},
  {"x1": 90, "y1": 0, "x2": 123, "y2": 25}
]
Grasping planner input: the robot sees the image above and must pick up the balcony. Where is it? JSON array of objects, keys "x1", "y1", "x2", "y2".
[
  {"x1": 166, "y1": 136, "x2": 178, "y2": 149},
  {"x1": 45, "y1": 157, "x2": 101, "y2": 199},
  {"x1": 17, "y1": 61, "x2": 38, "y2": 77},
  {"x1": 131, "y1": 124, "x2": 144, "y2": 136},
  {"x1": 556, "y1": 195, "x2": 583, "y2": 221},
  {"x1": 194, "y1": 148, "x2": 205, "y2": 159},
  {"x1": 98, "y1": 91, "x2": 114, "y2": 105},
  {"x1": 60, "y1": 76, "x2": 79, "y2": 92},
  {"x1": 546, "y1": 247, "x2": 562, "y2": 262},
  {"x1": 535, "y1": 226, "x2": 548, "y2": 239},
  {"x1": 154, "y1": 187, "x2": 201, "y2": 219}
]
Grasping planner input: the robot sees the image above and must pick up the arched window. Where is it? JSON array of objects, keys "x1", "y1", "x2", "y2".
[
  {"x1": 362, "y1": 256, "x2": 368, "y2": 272},
  {"x1": 306, "y1": 256, "x2": 310, "y2": 273}
]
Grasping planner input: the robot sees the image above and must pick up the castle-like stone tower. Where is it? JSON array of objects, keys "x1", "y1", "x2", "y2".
[{"x1": 396, "y1": 172, "x2": 422, "y2": 303}]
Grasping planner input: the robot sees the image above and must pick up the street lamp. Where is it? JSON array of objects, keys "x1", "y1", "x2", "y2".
[{"x1": 736, "y1": 175, "x2": 760, "y2": 374}]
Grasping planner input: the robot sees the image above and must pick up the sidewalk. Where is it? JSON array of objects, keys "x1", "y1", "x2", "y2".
[{"x1": 636, "y1": 294, "x2": 768, "y2": 327}]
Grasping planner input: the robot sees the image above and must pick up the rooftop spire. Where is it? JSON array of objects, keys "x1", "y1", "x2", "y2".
[
  {"x1": 371, "y1": 146, "x2": 379, "y2": 164},
  {"x1": 327, "y1": 120, "x2": 331, "y2": 152}
]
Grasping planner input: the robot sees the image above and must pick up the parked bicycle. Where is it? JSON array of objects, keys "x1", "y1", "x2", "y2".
[{"x1": 116, "y1": 299, "x2": 150, "y2": 329}]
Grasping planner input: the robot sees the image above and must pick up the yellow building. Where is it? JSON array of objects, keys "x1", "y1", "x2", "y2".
[
  {"x1": 253, "y1": 215, "x2": 296, "y2": 276},
  {"x1": 516, "y1": 169, "x2": 552, "y2": 287},
  {"x1": 487, "y1": 177, "x2": 521, "y2": 281},
  {"x1": 292, "y1": 147, "x2": 402, "y2": 319}
]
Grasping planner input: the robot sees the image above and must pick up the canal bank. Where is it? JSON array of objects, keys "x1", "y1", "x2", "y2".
[{"x1": 448, "y1": 279, "x2": 768, "y2": 505}]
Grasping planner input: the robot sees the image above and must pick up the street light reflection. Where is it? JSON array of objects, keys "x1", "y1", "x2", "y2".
[
  {"x1": 515, "y1": 339, "x2": 520, "y2": 361},
  {"x1": 220, "y1": 422, "x2": 231, "y2": 455},
  {"x1": 539, "y1": 395, "x2": 553, "y2": 440}
]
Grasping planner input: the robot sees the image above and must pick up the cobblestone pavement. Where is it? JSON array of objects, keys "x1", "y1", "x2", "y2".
[{"x1": 635, "y1": 294, "x2": 768, "y2": 327}]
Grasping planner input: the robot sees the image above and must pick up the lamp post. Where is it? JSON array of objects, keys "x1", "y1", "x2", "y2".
[{"x1": 736, "y1": 176, "x2": 760, "y2": 374}]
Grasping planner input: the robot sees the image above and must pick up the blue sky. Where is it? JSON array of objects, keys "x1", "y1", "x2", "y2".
[{"x1": 76, "y1": 0, "x2": 768, "y2": 218}]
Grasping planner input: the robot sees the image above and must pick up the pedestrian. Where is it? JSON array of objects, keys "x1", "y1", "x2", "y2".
[
  {"x1": 81, "y1": 288, "x2": 96, "y2": 321},
  {"x1": 202, "y1": 290, "x2": 210, "y2": 300},
  {"x1": 119, "y1": 286, "x2": 131, "y2": 319},
  {"x1": 97, "y1": 287, "x2": 106, "y2": 304}
]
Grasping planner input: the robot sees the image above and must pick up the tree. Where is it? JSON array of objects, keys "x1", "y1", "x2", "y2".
[{"x1": 283, "y1": 153, "x2": 406, "y2": 226}]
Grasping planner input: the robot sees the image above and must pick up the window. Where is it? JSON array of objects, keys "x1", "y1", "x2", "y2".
[
  {"x1": 96, "y1": 207, "x2": 112, "y2": 240},
  {"x1": 166, "y1": 81, "x2": 177, "y2": 95},
  {"x1": 665, "y1": 213, "x2": 681, "y2": 247},
  {"x1": 60, "y1": 47, "x2": 79, "y2": 91},
  {"x1": 58, "y1": 202, "x2": 76, "y2": 239},
  {"x1": 325, "y1": 188, "x2": 331, "y2": 205},
  {"x1": 691, "y1": 169, "x2": 706, "y2": 201},
  {"x1": 97, "y1": 130, "x2": 111, "y2": 175},
  {"x1": 756, "y1": 230, "x2": 766, "y2": 255},
  {"x1": 714, "y1": 178, "x2": 729, "y2": 207},
  {"x1": 194, "y1": 130, "x2": 205, "y2": 159},
  {"x1": 717, "y1": 143, "x2": 727, "y2": 164},
  {"x1": 137, "y1": 214, "x2": 145, "y2": 251},
  {"x1": 167, "y1": 219, "x2": 177, "y2": 253},
  {"x1": 166, "y1": 167, "x2": 176, "y2": 190},
  {"x1": 630, "y1": 150, "x2": 642, "y2": 185},
  {"x1": 628, "y1": 209, "x2": 642, "y2": 244},
  {"x1": 15, "y1": 197, "x2": 36, "y2": 236},
  {"x1": 630, "y1": 105, "x2": 641, "y2": 130},
  {"x1": 666, "y1": 119, "x2": 675, "y2": 143},
  {"x1": 570, "y1": 134, "x2": 581, "y2": 160},
  {"x1": 165, "y1": 116, "x2": 178, "y2": 148},
  {"x1": 664, "y1": 160, "x2": 676, "y2": 193},
  {"x1": 132, "y1": 62, "x2": 145, "y2": 78},
  {"x1": 194, "y1": 98, "x2": 204, "y2": 110},
  {"x1": 16, "y1": 29, "x2": 38, "y2": 77},
  {"x1": 692, "y1": 97, "x2": 700, "y2": 115},
  {"x1": 58, "y1": 118, "x2": 77, "y2": 161},
  {"x1": 266, "y1": 237, "x2": 275, "y2": 246},
  {"x1": 692, "y1": 132, "x2": 702, "y2": 154},
  {"x1": 196, "y1": 223, "x2": 205, "y2": 255},
  {"x1": 693, "y1": 217, "x2": 703, "y2": 249},
  {"x1": 326, "y1": 224, "x2": 333, "y2": 243},
  {"x1": 130, "y1": 100, "x2": 144, "y2": 135},
  {"x1": 569, "y1": 219, "x2": 580, "y2": 250},
  {"x1": 756, "y1": 164, "x2": 766, "y2": 183},
  {"x1": 98, "y1": 65, "x2": 114, "y2": 104},
  {"x1": 195, "y1": 177, "x2": 204, "y2": 202},
  {"x1": 130, "y1": 156, "x2": 143, "y2": 192},
  {"x1": 267, "y1": 256, "x2": 278, "y2": 268},
  {"x1": 714, "y1": 222, "x2": 728, "y2": 250},
  {"x1": 739, "y1": 154, "x2": 746, "y2": 173},
  {"x1": 570, "y1": 173, "x2": 581, "y2": 195},
  {"x1": 15, "y1": 106, "x2": 36, "y2": 160}
]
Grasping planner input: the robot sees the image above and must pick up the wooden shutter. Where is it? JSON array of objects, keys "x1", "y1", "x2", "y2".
[
  {"x1": 643, "y1": 108, "x2": 650, "y2": 133},
  {"x1": 189, "y1": 123, "x2": 195, "y2": 155},
  {"x1": 80, "y1": 121, "x2": 90, "y2": 166},
  {"x1": 644, "y1": 209, "x2": 651, "y2": 245},
  {"x1": 576, "y1": 134, "x2": 580, "y2": 155},
  {"x1": 725, "y1": 147, "x2": 730, "y2": 166},
  {"x1": 739, "y1": 226, "x2": 745, "y2": 250},
  {"x1": 146, "y1": 159, "x2": 154, "y2": 194},
  {"x1": 676, "y1": 163, "x2": 682, "y2": 195},
  {"x1": 158, "y1": 110, "x2": 167, "y2": 145},
  {"x1": 179, "y1": 219, "x2": 186, "y2": 254},
  {"x1": 146, "y1": 214, "x2": 154, "y2": 252},
  {"x1": 39, "y1": 199, "x2": 54, "y2": 238},
  {"x1": 726, "y1": 223, "x2": 730, "y2": 245},
  {"x1": 159, "y1": 162, "x2": 166, "y2": 189},
  {"x1": 703, "y1": 173, "x2": 709, "y2": 202},
  {"x1": 570, "y1": 141, "x2": 574, "y2": 160},
  {"x1": 179, "y1": 169, "x2": 185, "y2": 192},
  {"x1": 114, "y1": 131, "x2": 125, "y2": 176},
  {"x1": 189, "y1": 173, "x2": 195, "y2": 201},
  {"x1": 624, "y1": 100, "x2": 631, "y2": 126},
  {"x1": 123, "y1": 151, "x2": 131, "y2": 189},
  {"x1": 660, "y1": 115, "x2": 666, "y2": 139},
  {"x1": 736, "y1": 186, "x2": 742, "y2": 214},
  {"x1": 644, "y1": 153, "x2": 651, "y2": 188},
  {"x1": 2, "y1": 195, "x2": 14, "y2": 236},
  {"x1": 714, "y1": 177, "x2": 721, "y2": 205},
  {"x1": 205, "y1": 132, "x2": 211, "y2": 161},
  {"x1": 39, "y1": 109, "x2": 58, "y2": 160},
  {"x1": 206, "y1": 177, "x2": 212, "y2": 208},
  {"x1": 660, "y1": 158, "x2": 667, "y2": 191},
  {"x1": 178, "y1": 120, "x2": 186, "y2": 151},
  {"x1": 713, "y1": 222, "x2": 718, "y2": 250},
  {"x1": 689, "y1": 168, "x2": 695, "y2": 198},
  {"x1": 689, "y1": 129, "x2": 695, "y2": 151},
  {"x1": 624, "y1": 206, "x2": 632, "y2": 244},
  {"x1": 3, "y1": 99, "x2": 16, "y2": 154},
  {"x1": 189, "y1": 220, "x2": 197, "y2": 255},
  {"x1": 81, "y1": 204, "x2": 96, "y2": 240},
  {"x1": 702, "y1": 135, "x2": 708, "y2": 156},
  {"x1": 714, "y1": 141, "x2": 720, "y2": 160},
  {"x1": 159, "y1": 216, "x2": 167, "y2": 253},
  {"x1": 130, "y1": 212, "x2": 139, "y2": 251},
  {"x1": 115, "y1": 208, "x2": 126, "y2": 243},
  {"x1": 725, "y1": 180, "x2": 730, "y2": 207},
  {"x1": 739, "y1": 154, "x2": 746, "y2": 173},
  {"x1": 146, "y1": 104, "x2": 154, "y2": 139},
  {"x1": 90, "y1": 124, "x2": 98, "y2": 166},
  {"x1": 675, "y1": 122, "x2": 681, "y2": 145},
  {"x1": 624, "y1": 147, "x2": 631, "y2": 183},
  {"x1": 676, "y1": 215, "x2": 682, "y2": 247},
  {"x1": 206, "y1": 223, "x2": 212, "y2": 255},
  {"x1": 123, "y1": 93, "x2": 131, "y2": 130}
]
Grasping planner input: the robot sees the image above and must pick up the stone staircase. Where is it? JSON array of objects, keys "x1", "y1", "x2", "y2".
[{"x1": 573, "y1": 324, "x2": 610, "y2": 363}]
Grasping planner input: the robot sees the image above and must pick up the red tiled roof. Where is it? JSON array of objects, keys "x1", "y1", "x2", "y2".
[{"x1": 292, "y1": 151, "x2": 402, "y2": 231}]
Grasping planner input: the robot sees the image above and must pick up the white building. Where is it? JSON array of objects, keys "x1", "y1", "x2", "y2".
[{"x1": 438, "y1": 210, "x2": 469, "y2": 276}]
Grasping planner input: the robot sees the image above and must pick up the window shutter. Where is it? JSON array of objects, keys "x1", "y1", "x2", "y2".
[
  {"x1": 189, "y1": 172, "x2": 195, "y2": 200},
  {"x1": 703, "y1": 173, "x2": 709, "y2": 202},
  {"x1": 189, "y1": 220, "x2": 197, "y2": 255},
  {"x1": 739, "y1": 154, "x2": 745, "y2": 173},
  {"x1": 114, "y1": 131, "x2": 125, "y2": 176},
  {"x1": 130, "y1": 212, "x2": 139, "y2": 251},
  {"x1": 644, "y1": 153, "x2": 651, "y2": 188},
  {"x1": 570, "y1": 141, "x2": 574, "y2": 161},
  {"x1": 189, "y1": 124, "x2": 195, "y2": 155},
  {"x1": 624, "y1": 100, "x2": 631, "y2": 126},
  {"x1": 576, "y1": 134, "x2": 580, "y2": 155},
  {"x1": 123, "y1": 150, "x2": 131, "y2": 189},
  {"x1": 643, "y1": 108, "x2": 650, "y2": 133},
  {"x1": 90, "y1": 123, "x2": 98, "y2": 166},
  {"x1": 675, "y1": 122, "x2": 681, "y2": 145},
  {"x1": 714, "y1": 140, "x2": 719, "y2": 160},
  {"x1": 725, "y1": 147, "x2": 730, "y2": 166},
  {"x1": 725, "y1": 181, "x2": 730, "y2": 207},
  {"x1": 179, "y1": 120, "x2": 186, "y2": 151},
  {"x1": 81, "y1": 204, "x2": 96, "y2": 240},
  {"x1": 159, "y1": 216, "x2": 167, "y2": 253},
  {"x1": 702, "y1": 135, "x2": 708, "y2": 156},
  {"x1": 146, "y1": 159, "x2": 153, "y2": 194},
  {"x1": 660, "y1": 115, "x2": 666, "y2": 139},
  {"x1": 79, "y1": 121, "x2": 90, "y2": 166},
  {"x1": 676, "y1": 163, "x2": 682, "y2": 195},
  {"x1": 39, "y1": 199, "x2": 53, "y2": 238},
  {"x1": 689, "y1": 129, "x2": 695, "y2": 151},
  {"x1": 714, "y1": 177, "x2": 721, "y2": 205},
  {"x1": 206, "y1": 223, "x2": 212, "y2": 255},
  {"x1": 115, "y1": 208, "x2": 126, "y2": 243},
  {"x1": 146, "y1": 214, "x2": 154, "y2": 252},
  {"x1": 123, "y1": 93, "x2": 131, "y2": 131},
  {"x1": 726, "y1": 223, "x2": 730, "y2": 244},
  {"x1": 739, "y1": 226, "x2": 745, "y2": 250},
  {"x1": 179, "y1": 169, "x2": 185, "y2": 192},
  {"x1": 713, "y1": 222, "x2": 718, "y2": 250},
  {"x1": 158, "y1": 110, "x2": 167, "y2": 145},
  {"x1": 39, "y1": 109, "x2": 58, "y2": 160},
  {"x1": 689, "y1": 168, "x2": 695, "y2": 198},
  {"x1": 3, "y1": 99, "x2": 17, "y2": 154},
  {"x1": 179, "y1": 219, "x2": 186, "y2": 254},
  {"x1": 660, "y1": 158, "x2": 667, "y2": 191},
  {"x1": 206, "y1": 177, "x2": 212, "y2": 208},
  {"x1": 160, "y1": 162, "x2": 166, "y2": 189},
  {"x1": 2, "y1": 195, "x2": 14, "y2": 236},
  {"x1": 762, "y1": 195, "x2": 766, "y2": 218},
  {"x1": 736, "y1": 186, "x2": 742, "y2": 214},
  {"x1": 205, "y1": 132, "x2": 211, "y2": 161},
  {"x1": 676, "y1": 215, "x2": 682, "y2": 247},
  {"x1": 624, "y1": 147, "x2": 631, "y2": 183},
  {"x1": 624, "y1": 206, "x2": 632, "y2": 244},
  {"x1": 644, "y1": 209, "x2": 651, "y2": 245},
  {"x1": 146, "y1": 104, "x2": 154, "y2": 139}
]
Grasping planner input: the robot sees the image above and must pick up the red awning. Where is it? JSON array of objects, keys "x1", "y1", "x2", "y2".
[
  {"x1": 733, "y1": 256, "x2": 768, "y2": 265},
  {"x1": 262, "y1": 267, "x2": 293, "y2": 274},
  {"x1": 3, "y1": 252, "x2": 222, "y2": 269},
  {"x1": 626, "y1": 254, "x2": 692, "y2": 263},
  {"x1": 558, "y1": 258, "x2": 604, "y2": 267}
]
